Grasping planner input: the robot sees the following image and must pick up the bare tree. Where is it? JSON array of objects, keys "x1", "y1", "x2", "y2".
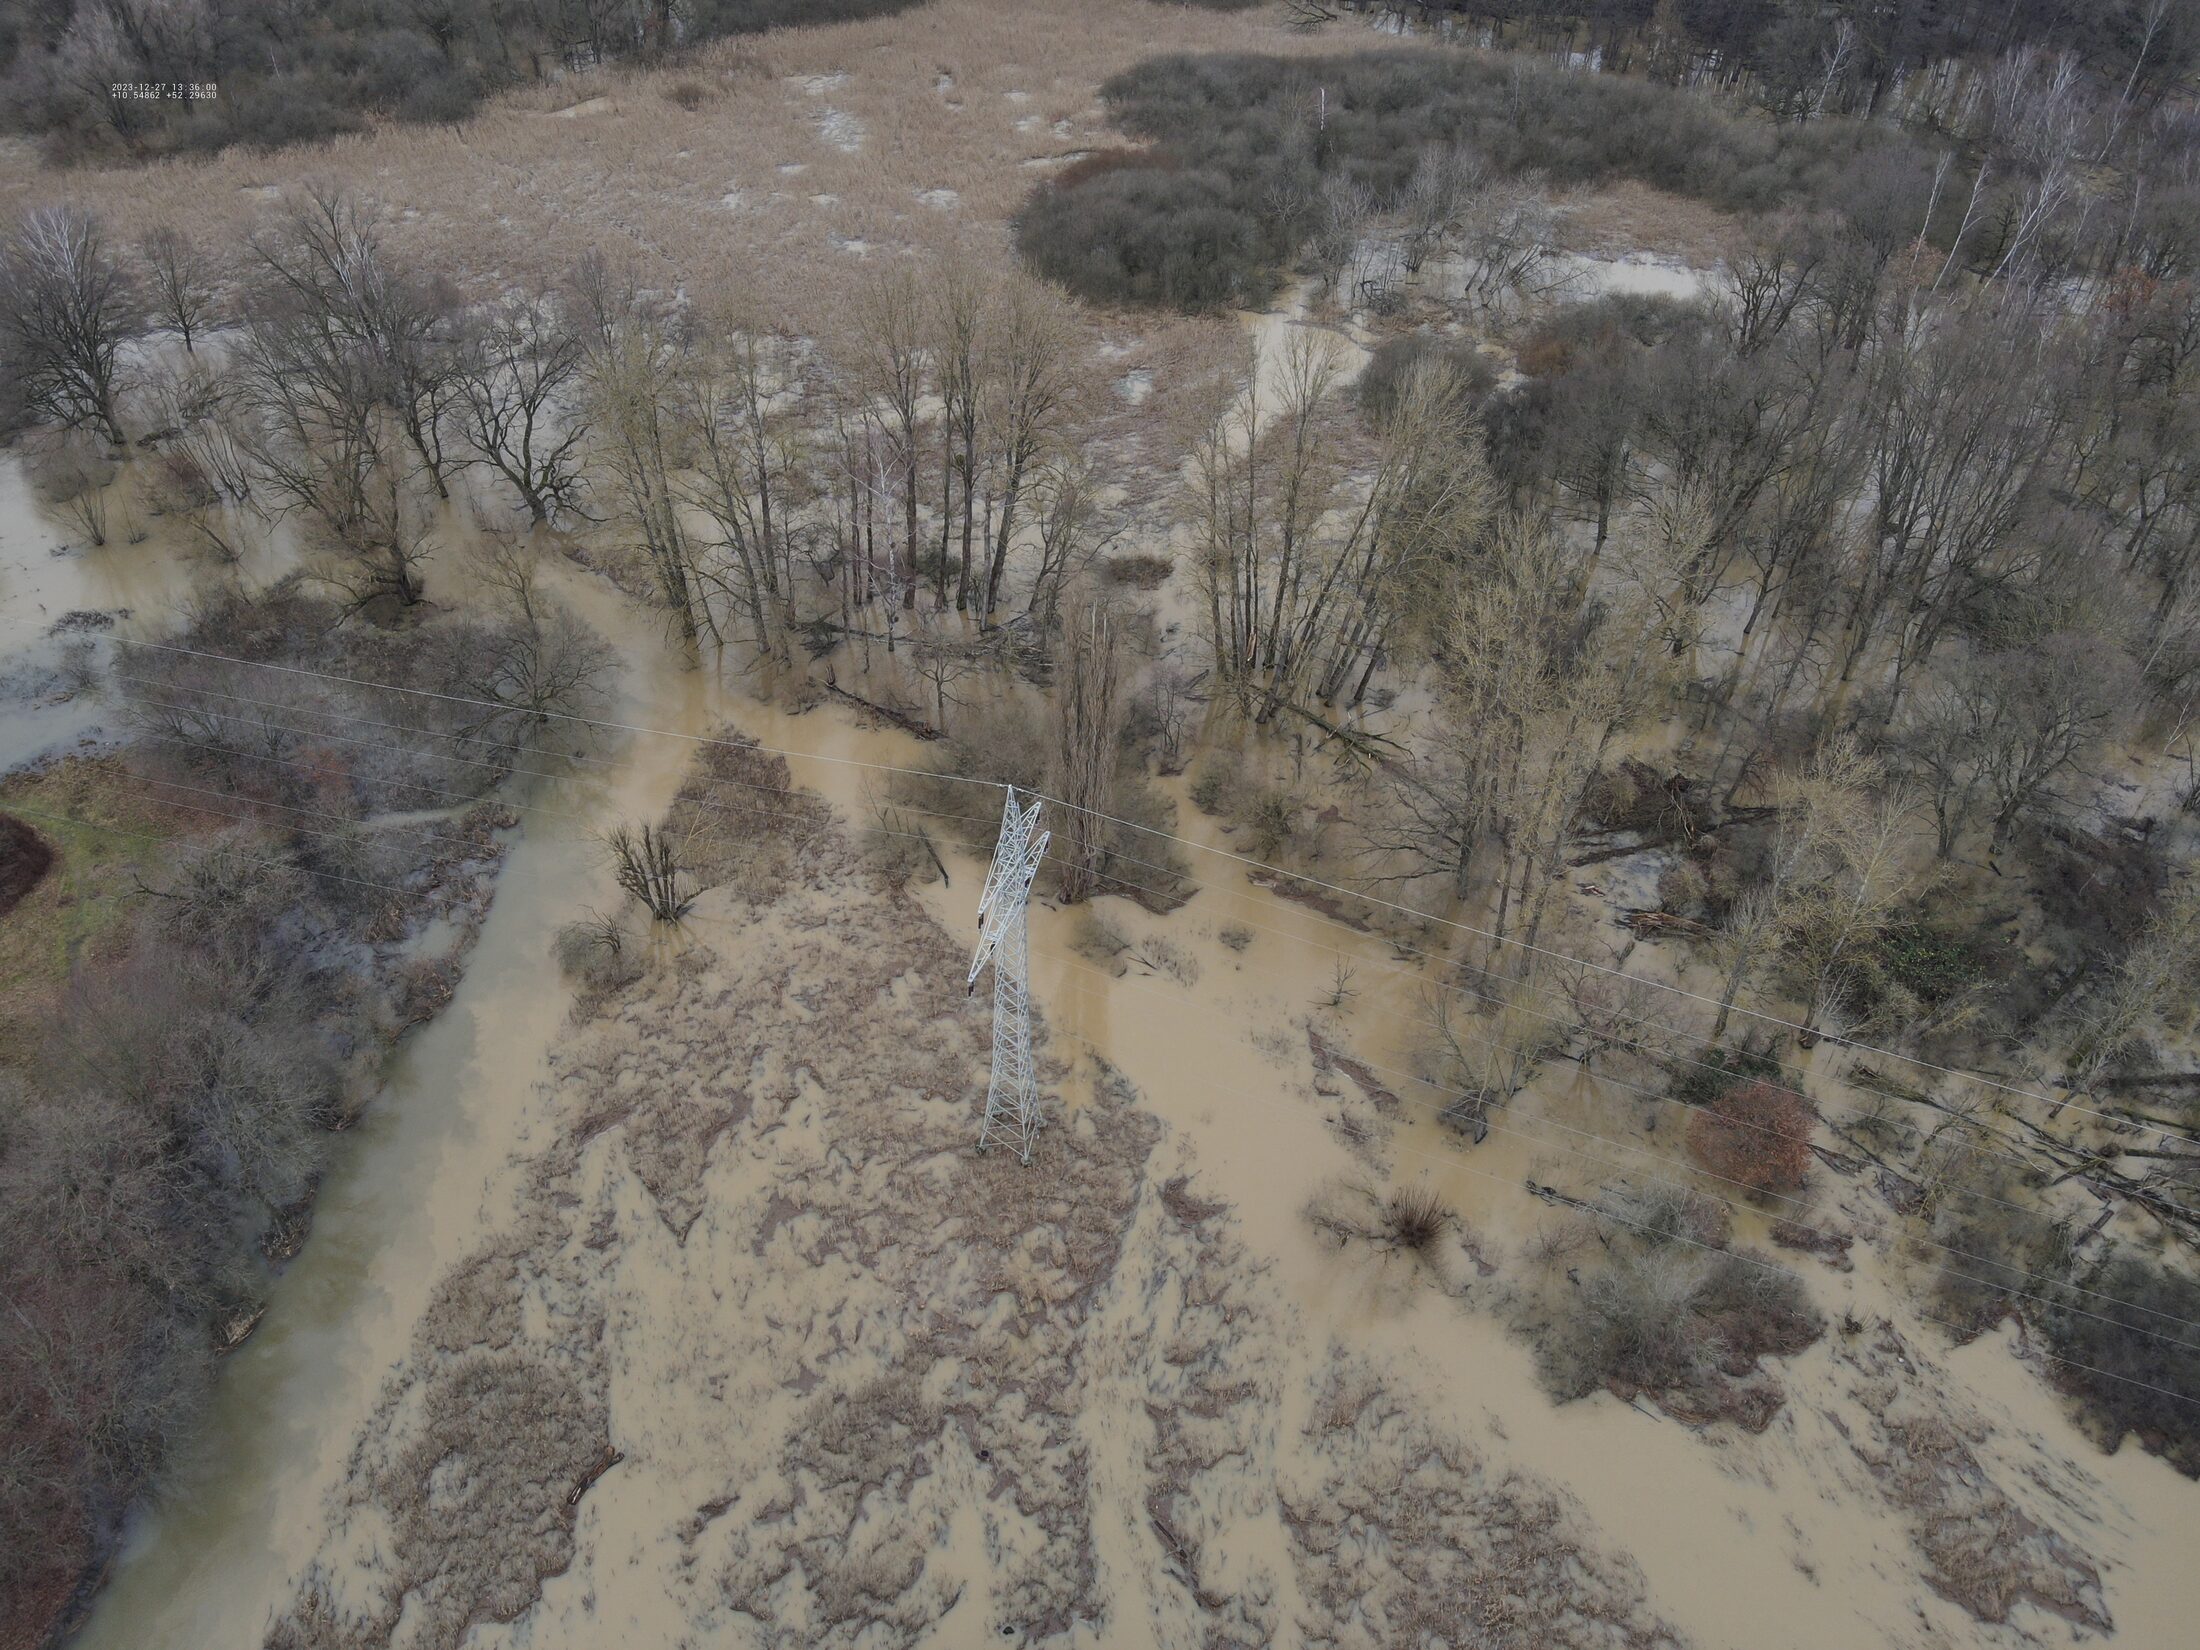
[
  {"x1": 1195, "y1": 334, "x2": 1492, "y2": 725},
  {"x1": 1711, "y1": 737, "x2": 1879, "y2": 1040},
  {"x1": 931, "y1": 259, "x2": 992, "y2": 611},
  {"x1": 25, "y1": 428, "x2": 117, "y2": 547},
  {"x1": 139, "y1": 224, "x2": 216, "y2": 356},
  {"x1": 454, "y1": 288, "x2": 589, "y2": 524},
  {"x1": 675, "y1": 313, "x2": 810, "y2": 655},
  {"x1": 1781, "y1": 790, "x2": 1920, "y2": 1041},
  {"x1": 1974, "y1": 636, "x2": 2137, "y2": 857},
  {"x1": 608, "y1": 822, "x2": 695, "y2": 922},
  {"x1": 2065, "y1": 877, "x2": 2200, "y2": 1101},
  {"x1": 143, "y1": 357, "x2": 254, "y2": 504},
  {"x1": 233, "y1": 309, "x2": 429, "y2": 610},
  {"x1": 578, "y1": 271, "x2": 700, "y2": 644},
  {"x1": 851, "y1": 267, "x2": 929, "y2": 614},
  {"x1": 1052, "y1": 596, "x2": 1125, "y2": 903},
  {"x1": 981, "y1": 275, "x2": 1074, "y2": 625},
  {"x1": 459, "y1": 526, "x2": 617, "y2": 751},
  {"x1": 1024, "y1": 454, "x2": 1115, "y2": 631},
  {"x1": 0, "y1": 205, "x2": 137, "y2": 443},
  {"x1": 1844, "y1": 299, "x2": 2070, "y2": 700},
  {"x1": 250, "y1": 183, "x2": 463, "y2": 496}
]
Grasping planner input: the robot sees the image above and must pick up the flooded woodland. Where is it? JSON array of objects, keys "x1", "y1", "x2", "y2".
[{"x1": 3, "y1": 4, "x2": 2200, "y2": 1649}]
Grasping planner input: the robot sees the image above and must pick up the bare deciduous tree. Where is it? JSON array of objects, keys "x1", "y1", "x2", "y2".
[
  {"x1": 577, "y1": 267, "x2": 700, "y2": 644},
  {"x1": 852, "y1": 266, "x2": 929, "y2": 614},
  {"x1": 233, "y1": 309, "x2": 429, "y2": 611},
  {"x1": 981, "y1": 274, "x2": 1074, "y2": 624},
  {"x1": 139, "y1": 224, "x2": 215, "y2": 355},
  {"x1": 250, "y1": 183, "x2": 463, "y2": 496},
  {"x1": 1711, "y1": 737, "x2": 1879, "y2": 1040},
  {"x1": 455, "y1": 288, "x2": 589, "y2": 525},
  {"x1": 1052, "y1": 596, "x2": 1124, "y2": 903},
  {"x1": 675, "y1": 313, "x2": 810, "y2": 655},
  {"x1": 608, "y1": 821, "x2": 695, "y2": 922},
  {"x1": 931, "y1": 259, "x2": 992, "y2": 611},
  {"x1": 0, "y1": 204, "x2": 137, "y2": 443}
]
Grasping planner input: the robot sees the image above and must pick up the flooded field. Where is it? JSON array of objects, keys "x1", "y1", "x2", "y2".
[
  {"x1": 0, "y1": 409, "x2": 2183, "y2": 1650},
  {"x1": 3, "y1": 4, "x2": 2196, "y2": 1646}
]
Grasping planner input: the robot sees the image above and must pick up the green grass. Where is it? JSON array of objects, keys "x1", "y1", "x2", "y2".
[
  {"x1": 1873, "y1": 923, "x2": 1988, "y2": 1007},
  {"x1": 0, "y1": 760, "x2": 186, "y2": 1063}
]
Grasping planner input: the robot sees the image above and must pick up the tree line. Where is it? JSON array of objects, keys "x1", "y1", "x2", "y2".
[
  {"x1": 1310, "y1": 2, "x2": 2198, "y2": 123},
  {"x1": 0, "y1": 0, "x2": 927, "y2": 159}
]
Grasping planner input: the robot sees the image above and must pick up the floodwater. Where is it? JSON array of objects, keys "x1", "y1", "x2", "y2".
[
  {"x1": 0, "y1": 451, "x2": 295, "y2": 773},
  {"x1": 11, "y1": 321, "x2": 2194, "y2": 1650}
]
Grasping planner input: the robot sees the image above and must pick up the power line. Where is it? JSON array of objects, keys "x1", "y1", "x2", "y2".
[
  {"x1": 146, "y1": 655, "x2": 2164, "y2": 1208},
  {"x1": 93, "y1": 658, "x2": 2200, "y2": 1309},
  {"x1": 87, "y1": 708, "x2": 2188, "y2": 1331},
  {"x1": 33, "y1": 712, "x2": 2198, "y2": 1392},
  {"x1": 103, "y1": 632, "x2": 2189, "y2": 1144}
]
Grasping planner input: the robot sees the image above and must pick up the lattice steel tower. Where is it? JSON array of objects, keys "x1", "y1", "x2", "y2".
[{"x1": 969, "y1": 787, "x2": 1049, "y2": 1163}]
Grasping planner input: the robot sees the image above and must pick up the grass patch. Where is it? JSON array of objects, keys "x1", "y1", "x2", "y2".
[
  {"x1": 0, "y1": 763, "x2": 191, "y2": 1062},
  {"x1": 1668, "y1": 1043, "x2": 1782, "y2": 1108}
]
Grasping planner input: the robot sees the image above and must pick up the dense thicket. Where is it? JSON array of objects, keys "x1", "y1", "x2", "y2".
[
  {"x1": 0, "y1": 0, "x2": 929, "y2": 159},
  {"x1": 1017, "y1": 47, "x2": 1940, "y2": 308},
  {"x1": 1346, "y1": 2, "x2": 2200, "y2": 117}
]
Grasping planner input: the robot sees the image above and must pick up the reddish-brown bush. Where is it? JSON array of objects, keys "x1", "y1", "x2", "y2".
[{"x1": 1687, "y1": 1080, "x2": 1814, "y2": 1197}]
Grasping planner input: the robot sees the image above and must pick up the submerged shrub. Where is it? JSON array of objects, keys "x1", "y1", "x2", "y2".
[{"x1": 2039, "y1": 1254, "x2": 2200, "y2": 1476}]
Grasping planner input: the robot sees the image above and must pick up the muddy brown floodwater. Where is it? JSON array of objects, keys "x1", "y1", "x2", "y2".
[{"x1": 10, "y1": 286, "x2": 2194, "y2": 1650}]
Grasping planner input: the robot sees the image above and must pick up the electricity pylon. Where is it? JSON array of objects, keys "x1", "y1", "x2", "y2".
[{"x1": 969, "y1": 787, "x2": 1049, "y2": 1162}]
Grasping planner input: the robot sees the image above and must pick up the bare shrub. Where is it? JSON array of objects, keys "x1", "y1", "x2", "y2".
[
  {"x1": 1101, "y1": 551, "x2": 1174, "y2": 589},
  {"x1": 1551, "y1": 1250, "x2": 1709, "y2": 1400},
  {"x1": 1692, "y1": 1253, "x2": 1826, "y2": 1367},
  {"x1": 1382, "y1": 1184, "x2": 1454, "y2": 1255},
  {"x1": 1621, "y1": 1183, "x2": 1733, "y2": 1252},
  {"x1": 1527, "y1": 1189, "x2": 1820, "y2": 1419},
  {"x1": 1307, "y1": 1178, "x2": 1459, "y2": 1275},
  {"x1": 859, "y1": 804, "x2": 938, "y2": 891},
  {"x1": 1187, "y1": 753, "x2": 1238, "y2": 814},
  {"x1": 26, "y1": 427, "x2": 117, "y2": 546},
  {"x1": 555, "y1": 911, "x2": 645, "y2": 997},
  {"x1": 2039, "y1": 1254, "x2": 2200, "y2": 1476},
  {"x1": 607, "y1": 823, "x2": 695, "y2": 923}
]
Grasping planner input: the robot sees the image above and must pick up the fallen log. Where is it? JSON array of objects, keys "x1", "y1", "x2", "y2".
[
  {"x1": 1620, "y1": 908, "x2": 1710, "y2": 940},
  {"x1": 568, "y1": 1445, "x2": 624, "y2": 1509},
  {"x1": 823, "y1": 678, "x2": 941, "y2": 741}
]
